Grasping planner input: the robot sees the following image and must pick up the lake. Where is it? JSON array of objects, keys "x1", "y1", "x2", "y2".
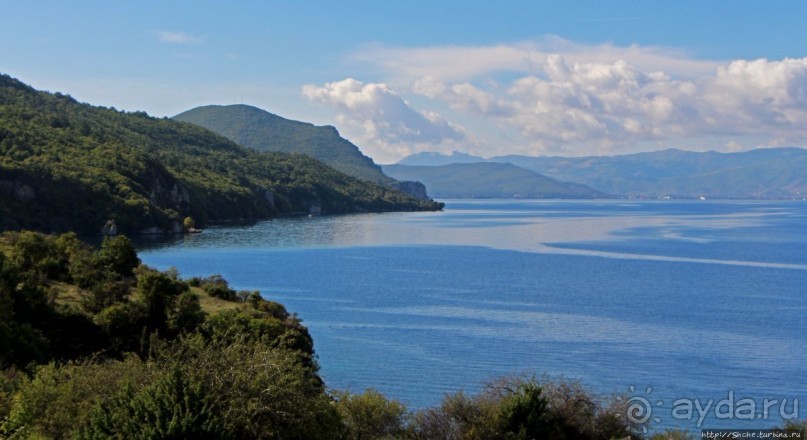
[{"x1": 138, "y1": 200, "x2": 807, "y2": 431}]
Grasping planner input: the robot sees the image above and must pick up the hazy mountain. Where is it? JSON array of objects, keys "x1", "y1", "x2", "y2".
[
  {"x1": 382, "y1": 163, "x2": 607, "y2": 199},
  {"x1": 490, "y1": 148, "x2": 807, "y2": 199},
  {"x1": 0, "y1": 74, "x2": 442, "y2": 235},
  {"x1": 174, "y1": 105, "x2": 393, "y2": 184},
  {"x1": 395, "y1": 151, "x2": 486, "y2": 166},
  {"x1": 398, "y1": 148, "x2": 807, "y2": 199}
]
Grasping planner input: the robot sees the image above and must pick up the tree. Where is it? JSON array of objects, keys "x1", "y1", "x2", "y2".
[
  {"x1": 168, "y1": 291, "x2": 206, "y2": 335},
  {"x1": 0, "y1": 252, "x2": 51, "y2": 369},
  {"x1": 136, "y1": 267, "x2": 188, "y2": 333},
  {"x1": 183, "y1": 216, "x2": 195, "y2": 232},
  {"x1": 96, "y1": 236, "x2": 140, "y2": 279}
]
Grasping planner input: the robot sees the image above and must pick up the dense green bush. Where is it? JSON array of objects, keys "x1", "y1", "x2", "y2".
[
  {"x1": 195, "y1": 274, "x2": 237, "y2": 300},
  {"x1": 497, "y1": 383, "x2": 550, "y2": 439},
  {"x1": 408, "y1": 375, "x2": 637, "y2": 440},
  {"x1": 157, "y1": 336, "x2": 340, "y2": 439},
  {"x1": 1, "y1": 357, "x2": 156, "y2": 439},
  {"x1": 333, "y1": 388, "x2": 408, "y2": 440},
  {"x1": 78, "y1": 368, "x2": 226, "y2": 440}
]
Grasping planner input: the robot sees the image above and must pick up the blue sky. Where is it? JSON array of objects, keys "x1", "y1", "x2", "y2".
[{"x1": 3, "y1": 1, "x2": 807, "y2": 162}]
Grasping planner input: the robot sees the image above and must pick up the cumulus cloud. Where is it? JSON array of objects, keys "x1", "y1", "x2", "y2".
[
  {"x1": 701, "y1": 58, "x2": 807, "y2": 132},
  {"x1": 309, "y1": 38, "x2": 807, "y2": 158},
  {"x1": 154, "y1": 31, "x2": 203, "y2": 44},
  {"x1": 302, "y1": 78, "x2": 469, "y2": 162},
  {"x1": 407, "y1": 55, "x2": 807, "y2": 155}
]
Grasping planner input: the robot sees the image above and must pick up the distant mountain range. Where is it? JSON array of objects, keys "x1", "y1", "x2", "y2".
[
  {"x1": 382, "y1": 163, "x2": 607, "y2": 199},
  {"x1": 396, "y1": 148, "x2": 807, "y2": 199},
  {"x1": 396, "y1": 151, "x2": 485, "y2": 167}
]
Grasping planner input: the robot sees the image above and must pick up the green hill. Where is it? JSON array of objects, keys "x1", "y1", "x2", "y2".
[
  {"x1": 0, "y1": 75, "x2": 442, "y2": 235},
  {"x1": 382, "y1": 162, "x2": 608, "y2": 199},
  {"x1": 174, "y1": 104, "x2": 394, "y2": 184}
]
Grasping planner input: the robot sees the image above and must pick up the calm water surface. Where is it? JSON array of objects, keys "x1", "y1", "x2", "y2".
[{"x1": 139, "y1": 200, "x2": 807, "y2": 430}]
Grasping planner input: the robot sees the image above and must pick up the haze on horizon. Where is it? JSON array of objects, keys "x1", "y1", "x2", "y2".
[{"x1": 2, "y1": 1, "x2": 807, "y2": 163}]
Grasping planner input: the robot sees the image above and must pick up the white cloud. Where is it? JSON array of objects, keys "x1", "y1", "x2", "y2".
[
  {"x1": 302, "y1": 78, "x2": 470, "y2": 162},
  {"x1": 700, "y1": 57, "x2": 807, "y2": 132},
  {"x1": 406, "y1": 55, "x2": 807, "y2": 155},
  {"x1": 352, "y1": 36, "x2": 721, "y2": 84},
  {"x1": 154, "y1": 31, "x2": 203, "y2": 44},
  {"x1": 414, "y1": 76, "x2": 511, "y2": 117},
  {"x1": 305, "y1": 38, "x2": 807, "y2": 159}
]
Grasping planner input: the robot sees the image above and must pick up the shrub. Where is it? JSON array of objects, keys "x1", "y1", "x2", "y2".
[
  {"x1": 408, "y1": 375, "x2": 636, "y2": 440},
  {"x1": 164, "y1": 335, "x2": 340, "y2": 439},
  {"x1": 333, "y1": 388, "x2": 408, "y2": 440},
  {"x1": 497, "y1": 383, "x2": 550, "y2": 440},
  {"x1": 79, "y1": 367, "x2": 226, "y2": 440},
  {"x1": 198, "y1": 274, "x2": 237, "y2": 301},
  {"x1": 1, "y1": 357, "x2": 154, "y2": 439}
]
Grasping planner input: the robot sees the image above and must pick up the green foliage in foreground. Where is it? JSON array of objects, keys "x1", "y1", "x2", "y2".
[
  {"x1": 0, "y1": 74, "x2": 442, "y2": 235},
  {"x1": 1, "y1": 231, "x2": 801, "y2": 439}
]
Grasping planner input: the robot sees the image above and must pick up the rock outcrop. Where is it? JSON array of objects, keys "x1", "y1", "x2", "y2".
[
  {"x1": 101, "y1": 220, "x2": 118, "y2": 236},
  {"x1": 388, "y1": 180, "x2": 430, "y2": 200}
]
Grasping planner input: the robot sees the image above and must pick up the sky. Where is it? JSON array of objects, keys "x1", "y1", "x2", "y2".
[{"x1": 3, "y1": 1, "x2": 807, "y2": 163}]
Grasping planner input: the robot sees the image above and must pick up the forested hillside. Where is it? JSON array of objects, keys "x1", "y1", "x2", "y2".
[
  {"x1": 0, "y1": 75, "x2": 442, "y2": 236},
  {"x1": 174, "y1": 104, "x2": 394, "y2": 184},
  {"x1": 174, "y1": 104, "x2": 433, "y2": 200}
]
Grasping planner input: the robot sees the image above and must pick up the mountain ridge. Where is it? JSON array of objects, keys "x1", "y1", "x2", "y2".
[
  {"x1": 174, "y1": 104, "x2": 391, "y2": 183},
  {"x1": 396, "y1": 148, "x2": 807, "y2": 199},
  {"x1": 383, "y1": 162, "x2": 608, "y2": 199},
  {"x1": 174, "y1": 104, "x2": 435, "y2": 200}
]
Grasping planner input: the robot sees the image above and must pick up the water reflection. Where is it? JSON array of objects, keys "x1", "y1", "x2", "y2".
[{"x1": 137, "y1": 200, "x2": 804, "y2": 269}]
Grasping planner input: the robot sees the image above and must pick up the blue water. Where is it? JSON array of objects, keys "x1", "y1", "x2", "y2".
[{"x1": 138, "y1": 200, "x2": 807, "y2": 431}]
